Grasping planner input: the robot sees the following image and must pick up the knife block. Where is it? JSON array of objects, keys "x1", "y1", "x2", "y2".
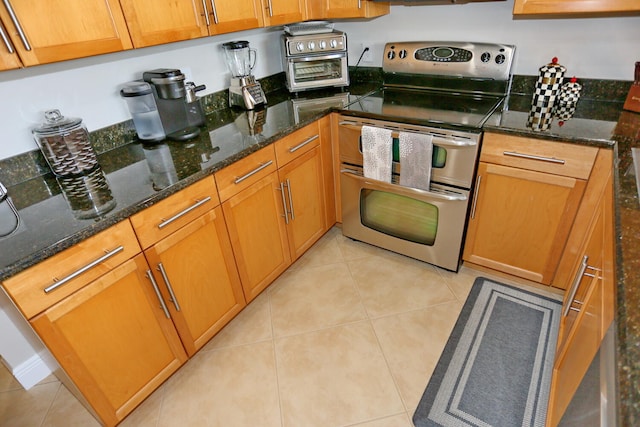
[{"x1": 623, "y1": 61, "x2": 640, "y2": 113}]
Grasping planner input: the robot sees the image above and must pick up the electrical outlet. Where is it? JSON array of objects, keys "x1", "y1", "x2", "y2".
[{"x1": 359, "y1": 43, "x2": 373, "y2": 64}]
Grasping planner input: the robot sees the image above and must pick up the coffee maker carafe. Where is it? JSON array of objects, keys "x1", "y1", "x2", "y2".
[
  {"x1": 140, "y1": 68, "x2": 206, "y2": 141},
  {"x1": 222, "y1": 41, "x2": 266, "y2": 110}
]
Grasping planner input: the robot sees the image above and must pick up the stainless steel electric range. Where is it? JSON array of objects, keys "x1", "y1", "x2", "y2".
[{"x1": 339, "y1": 41, "x2": 515, "y2": 271}]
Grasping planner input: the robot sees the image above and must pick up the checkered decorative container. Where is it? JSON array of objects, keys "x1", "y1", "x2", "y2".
[
  {"x1": 527, "y1": 58, "x2": 567, "y2": 131},
  {"x1": 554, "y1": 77, "x2": 582, "y2": 120}
]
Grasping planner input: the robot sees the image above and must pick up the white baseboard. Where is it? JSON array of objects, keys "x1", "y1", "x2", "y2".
[{"x1": 12, "y1": 352, "x2": 53, "y2": 390}]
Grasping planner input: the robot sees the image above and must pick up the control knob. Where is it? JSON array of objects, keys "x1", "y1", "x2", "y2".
[
  {"x1": 319, "y1": 40, "x2": 327, "y2": 49},
  {"x1": 308, "y1": 41, "x2": 315, "y2": 50},
  {"x1": 387, "y1": 50, "x2": 395, "y2": 60},
  {"x1": 480, "y1": 52, "x2": 491, "y2": 63},
  {"x1": 330, "y1": 39, "x2": 338, "y2": 49},
  {"x1": 399, "y1": 49, "x2": 407, "y2": 59},
  {"x1": 296, "y1": 42, "x2": 304, "y2": 52},
  {"x1": 495, "y1": 54, "x2": 506, "y2": 64}
]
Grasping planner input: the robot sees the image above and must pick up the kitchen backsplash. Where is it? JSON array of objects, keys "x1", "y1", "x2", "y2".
[{"x1": 0, "y1": 70, "x2": 630, "y2": 188}]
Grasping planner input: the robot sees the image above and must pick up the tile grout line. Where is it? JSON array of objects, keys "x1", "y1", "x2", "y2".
[
  {"x1": 38, "y1": 381, "x2": 63, "y2": 427},
  {"x1": 266, "y1": 276, "x2": 286, "y2": 427}
]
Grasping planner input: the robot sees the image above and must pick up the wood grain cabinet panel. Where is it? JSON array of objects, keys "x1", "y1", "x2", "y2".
[
  {"x1": 307, "y1": 0, "x2": 390, "y2": 19},
  {"x1": 30, "y1": 254, "x2": 187, "y2": 427},
  {"x1": 0, "y1": 0, "x2": 132, "y2": 66},
  {"x1": 514, "y1": 0, "x2": 640, "y2": 15},
  {"x1": 0, "y1": 19, "x2": 22, "y2": 70},
  {"x1": 260, "y1": 0, "x2": 306, "y2": 26}
]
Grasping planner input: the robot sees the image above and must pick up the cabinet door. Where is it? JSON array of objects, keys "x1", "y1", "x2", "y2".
[
  {"x1": 144, "y1": 207, "x2": 246, "y2": 356},
  {"x1": 514, "y1": 0, "x2": 640, "y2": 14},
  {"x1": 222, "y1": 171, "x2": 291, "y2": 302},
  {"x1": 261, "y1": 0, "x2": 306, "y2": 26},
  {"x1": 209, "y1": 0, "x2": 264, "y2": 35},
  {"x1": 30, "y1": 255, "x2": 187, "y2": 427},
  {"x1": 546, "y1": 205, "x2": 605, "y2": 427},
  {"x1": 308, "y1": 0, "x2": 389, "y2": 19},
  {"x1": 279, "y1": 146, "x2": 327, "y2": 261},
  {"x1": 463, "y1": 162, "x2": 586, "y2": 284},
  {"x1": 0, "y1": 0, "x2": 132, "y2": 66},
  {"x1": 119, "y1": 0, "x2": 209, "y2": 48}
]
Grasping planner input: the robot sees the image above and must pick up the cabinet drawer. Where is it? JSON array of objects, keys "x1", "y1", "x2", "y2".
[
  {"x1": 274, "y1": 122, "x2": 321, "y2": 167},
  {"x1": 481, "y1": 133, "x2": 599, "y2": 180},
  {"x1": 130, "y1": 176, "x2": 220, "y2": 249},
  {"x1": 2, "y1": 221, "x2": 141, "y2": 319},
  {"x1": 215, "y1": 145, "x2": 277, "y2": 202}
]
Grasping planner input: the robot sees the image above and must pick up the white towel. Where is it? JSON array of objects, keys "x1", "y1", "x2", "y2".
[
  {"x1": 361, "y1": 125, "x2": 393, "y2": 183},
  {"x1": 398, "y1": 131, "x2": 433, "y2": 191}
]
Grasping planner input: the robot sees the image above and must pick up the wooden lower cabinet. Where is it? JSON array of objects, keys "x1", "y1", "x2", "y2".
[
  {"x1": 463, "y1": 162, "x2": 586, "y2": 284},
  {"x1": 143, "y1": 206, "x2": 246, "y2": 356},
  {"x1": 30, "y1": 254, "x2": 187, "y2": 427},
  {"x1": 222, "y1": 171, "x2": 291, "y2": 302},
  {"x1": 513, "y1": 0, "x2": 640, "y2": 15}
]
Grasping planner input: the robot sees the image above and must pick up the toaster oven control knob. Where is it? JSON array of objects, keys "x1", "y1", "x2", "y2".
[
  {"x1": 387, "y1": 50, "x2": 396, "y2": 60},
  {"x1": 319, "y1": 40, "x2": 327, "y2": 49},
  {"x1": 308, "y1": 41, "x2": 315, "y2": 50},
  {"x1": 296, "y1": 42, "x2": 305, "y2": 52},
  {"x1": 399, "y1": 49, "x2": 407, "y2": 59},
  {"x1": 495, "y1": 54, "x2": 506, "y2": 64},
  {"x1": 481, "y1": 52, "x2": 491, "y2": 63},
  {"x1": 330, "y1": 39, "x2": 338, "y2": 49}
]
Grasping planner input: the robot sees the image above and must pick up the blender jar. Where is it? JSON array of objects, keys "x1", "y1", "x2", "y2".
[
  {"x1": 222, "y1": 41, "x2": 256, "y2": 77},
  {"x1": 32, "y1": 109, "x2": 99, "y2": 177},
  {"x1": 120, "y1": 82, "x2": 166, "y2": 142}
]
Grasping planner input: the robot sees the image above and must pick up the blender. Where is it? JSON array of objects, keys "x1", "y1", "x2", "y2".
[{"x1": 222, "y1": 41, "x2": 267, "y2": 110}]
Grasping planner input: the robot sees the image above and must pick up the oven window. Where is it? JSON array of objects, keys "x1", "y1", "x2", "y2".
[
  {"x1": 360, "y1": 189, "x2": 438, "y2": 245},
  {"x1": 360, "y1": 137, "x2": 447, "y2": 168},
  {"x1": 292, "y1": 58, "x2": 343, "y2": 82}
]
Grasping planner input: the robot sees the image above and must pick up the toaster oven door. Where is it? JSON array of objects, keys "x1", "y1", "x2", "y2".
[{"x1": 285, "y1": 53, "x2": 349, "y2": 92}]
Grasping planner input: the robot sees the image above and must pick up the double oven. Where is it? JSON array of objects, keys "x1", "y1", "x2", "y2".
[{"x1": 339, "y1": 41, "x2": 515, "y2": 271}]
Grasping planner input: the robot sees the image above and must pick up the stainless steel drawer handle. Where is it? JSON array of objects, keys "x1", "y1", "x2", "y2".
[
  {"x1": 339, "y1": 121, "x2": 474, "y2": 147},
  {"x1": 158, "y1": 196, "x2": 212, "y2": 229},
  {"x1": 278, "y1": 181, "x2": 289, "y2": 224},
  {"x1": 146, "y1": 269, "x2": 171, "y2": 319},
  {"x1": 285, "y1": 178, "x2": 295, "y2": 220},
  {"x1": 266, "y1": 0, "x2": 273, "y2": 16},
  {"x1": 2, "y1": 0, "x2": 30, "y2": 51},
  {"x1": 562, "y1": 255, "x2": 602, "y2": 317},
  {"x1": 201, "y1": 0, "x2": 211, "y2": 26},
  {"x1": 289, "y1": 135, "x2": 319, "y2": 153},
  {"x1": 234, "y1": 160, "x2": 273, "y2": 184},
  {"x1": 44, "y1": 246, "x2": 125, "y2": 294},
  {"x1": 0, "y1": 20, "x2": 15, "y2": 54},
  {"x1": 158, "y1": 262, "x2": 180, "y2": 312},
  {"x1": 503, "y1": 151, "x2": 566, "y2": 165}
]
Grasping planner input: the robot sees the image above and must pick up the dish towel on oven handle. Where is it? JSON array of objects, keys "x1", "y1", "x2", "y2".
[
  {"x1": 361, "y1": 125, "x2": 393, "y2": 183},
  {"x1": 399, "y1": 131, "x2": 433, "y2": 191}
]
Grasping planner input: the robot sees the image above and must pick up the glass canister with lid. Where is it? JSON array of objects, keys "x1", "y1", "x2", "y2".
[{"x1": 31, "y1": 109, "x2": 100, "y2": 177}]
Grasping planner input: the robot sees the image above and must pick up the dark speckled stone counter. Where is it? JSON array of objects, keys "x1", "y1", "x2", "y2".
[{"x1": 0, "y1": 74, "x2": 639, "y2": 426}]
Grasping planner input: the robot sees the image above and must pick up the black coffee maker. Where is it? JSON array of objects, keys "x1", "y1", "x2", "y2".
[{"x1": 142, "y1": 68, "x2": 206, "y2": 141}]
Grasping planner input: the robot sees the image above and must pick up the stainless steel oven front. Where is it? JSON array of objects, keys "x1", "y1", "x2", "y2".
[
  {"x1": 282, "y1": 31, "x2": 349, "y2": 92},
  {"x1": 338, "y1": 116, "x2": 481, "y2": 271}
]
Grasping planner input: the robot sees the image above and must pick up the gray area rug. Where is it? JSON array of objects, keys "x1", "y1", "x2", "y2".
[{"x1": 413, "y1": 277, "x2": 561, "y2": 427}]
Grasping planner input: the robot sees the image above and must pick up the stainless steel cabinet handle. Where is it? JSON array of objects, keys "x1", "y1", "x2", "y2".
[
  {"x1": 0, "y1": 20, "x2": 15, "y2": 54},
  {"x1": 158, "y1": 196, "x2": 212, "y2": 229},
  {"x1": 234, "y1": 160, "x2": 273, "y2": 184},
  {"x1": 503, "y1": 151, "x2": 566, "y2": 165},
  {"x1": 470, "y1": 175, "x2": 482, "y2": 219},
  {"x1": 146, "y1": 270, "x2": 171, "y2": 319},
  {"x1": 44, "y1": 246, "x2": 125, "y2": 294},
  {"x1": 266, "y1": 0, "x2": 273, "y2": 16},
  {"x1": 289, "y1": 134, "x2": 319, "y2": 153},
  {"x1": 563, "y1": 255, "x2": 589, "y2": 317},
  {"x1": 339, "y1": 121, "x2": 474, "y2": 147},
  {"x1": 285, "y1": 178, "x2": 295, "y2": 220},
  {"x1": 2, "y1": 0, "x2": 30, "y2": 51},
  {"x1": 201, "y1": 0, "x2": 211, "y2": 26},
  {"x1": 358, "y1": 0, "x2": 362, "y2": 9},
  {"x1": 209, "y1": 0, "x2": 219, "y2": 24},
  {"x1": 157, "y1": 263, "x2": 180, "y2": 312},
  {"x1": 278, "y1": 181, "x2": 289, "y2": 224}
]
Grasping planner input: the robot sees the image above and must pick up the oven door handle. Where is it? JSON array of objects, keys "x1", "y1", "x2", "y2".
[
  {"x1": 340, "y1": 168, "x2": 467, "y2": 202},
  {"x1": 290, "y1": 53, "x2": 345, "y2": 62},
  {"x1": 338, "y1": 121, "x2": 476, "y2": 147}
]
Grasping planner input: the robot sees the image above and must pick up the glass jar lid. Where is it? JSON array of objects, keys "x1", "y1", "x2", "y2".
[{"x1": 32, "y1": 109, "x2": 84, "y2": 137}]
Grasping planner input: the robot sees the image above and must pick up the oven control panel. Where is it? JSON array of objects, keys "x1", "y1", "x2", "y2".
[
  {"x1": 283, "y1": 31, "x2": 347, "y2": 56},
  {"x1": 383, "y1": 41, "x2": 515, "y2": 81}
]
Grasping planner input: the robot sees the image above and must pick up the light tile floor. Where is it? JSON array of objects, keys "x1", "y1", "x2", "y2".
[{"x1": 0, "y1": 226, "x2": 561, "y2": 427}]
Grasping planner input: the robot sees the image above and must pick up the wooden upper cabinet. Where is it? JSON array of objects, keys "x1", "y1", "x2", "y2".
[
  {"x1": 121, "y1": 0, "x2": 263, "y2": 47},
  {"x1": 307, "y1": 0, "x2": 390, "y2": 19},
  {"x1": 119, "y1": 0, "x2": 209, "y2": 48},
  {"x1": 0, "y1": 20, "x2": 22, "y2": 70},
  {"x1": 260, "y1": 0, "x2": 307, "y2": 26},
  {"x1": 513, "y1": 0, "x2": 640, "y2": 15},
  {"x1": 0, "y1": 0, "x2": 132, "y2": 66}
]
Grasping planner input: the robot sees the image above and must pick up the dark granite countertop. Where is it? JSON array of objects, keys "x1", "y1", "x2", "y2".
[{"x1": 0, "y1": 80, "x2": 638, "y2": 426}]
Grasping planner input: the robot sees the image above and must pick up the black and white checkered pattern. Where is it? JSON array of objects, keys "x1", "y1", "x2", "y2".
[
  {"x1": 527, "y1": 103, "x2": 554, "y2": 131},
  {"x1": 527, "y1": 61, "x2": 567, "y2": 130},
  {"x1": 554, "y1": 80, "x2": 582, "y2": 120}
]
